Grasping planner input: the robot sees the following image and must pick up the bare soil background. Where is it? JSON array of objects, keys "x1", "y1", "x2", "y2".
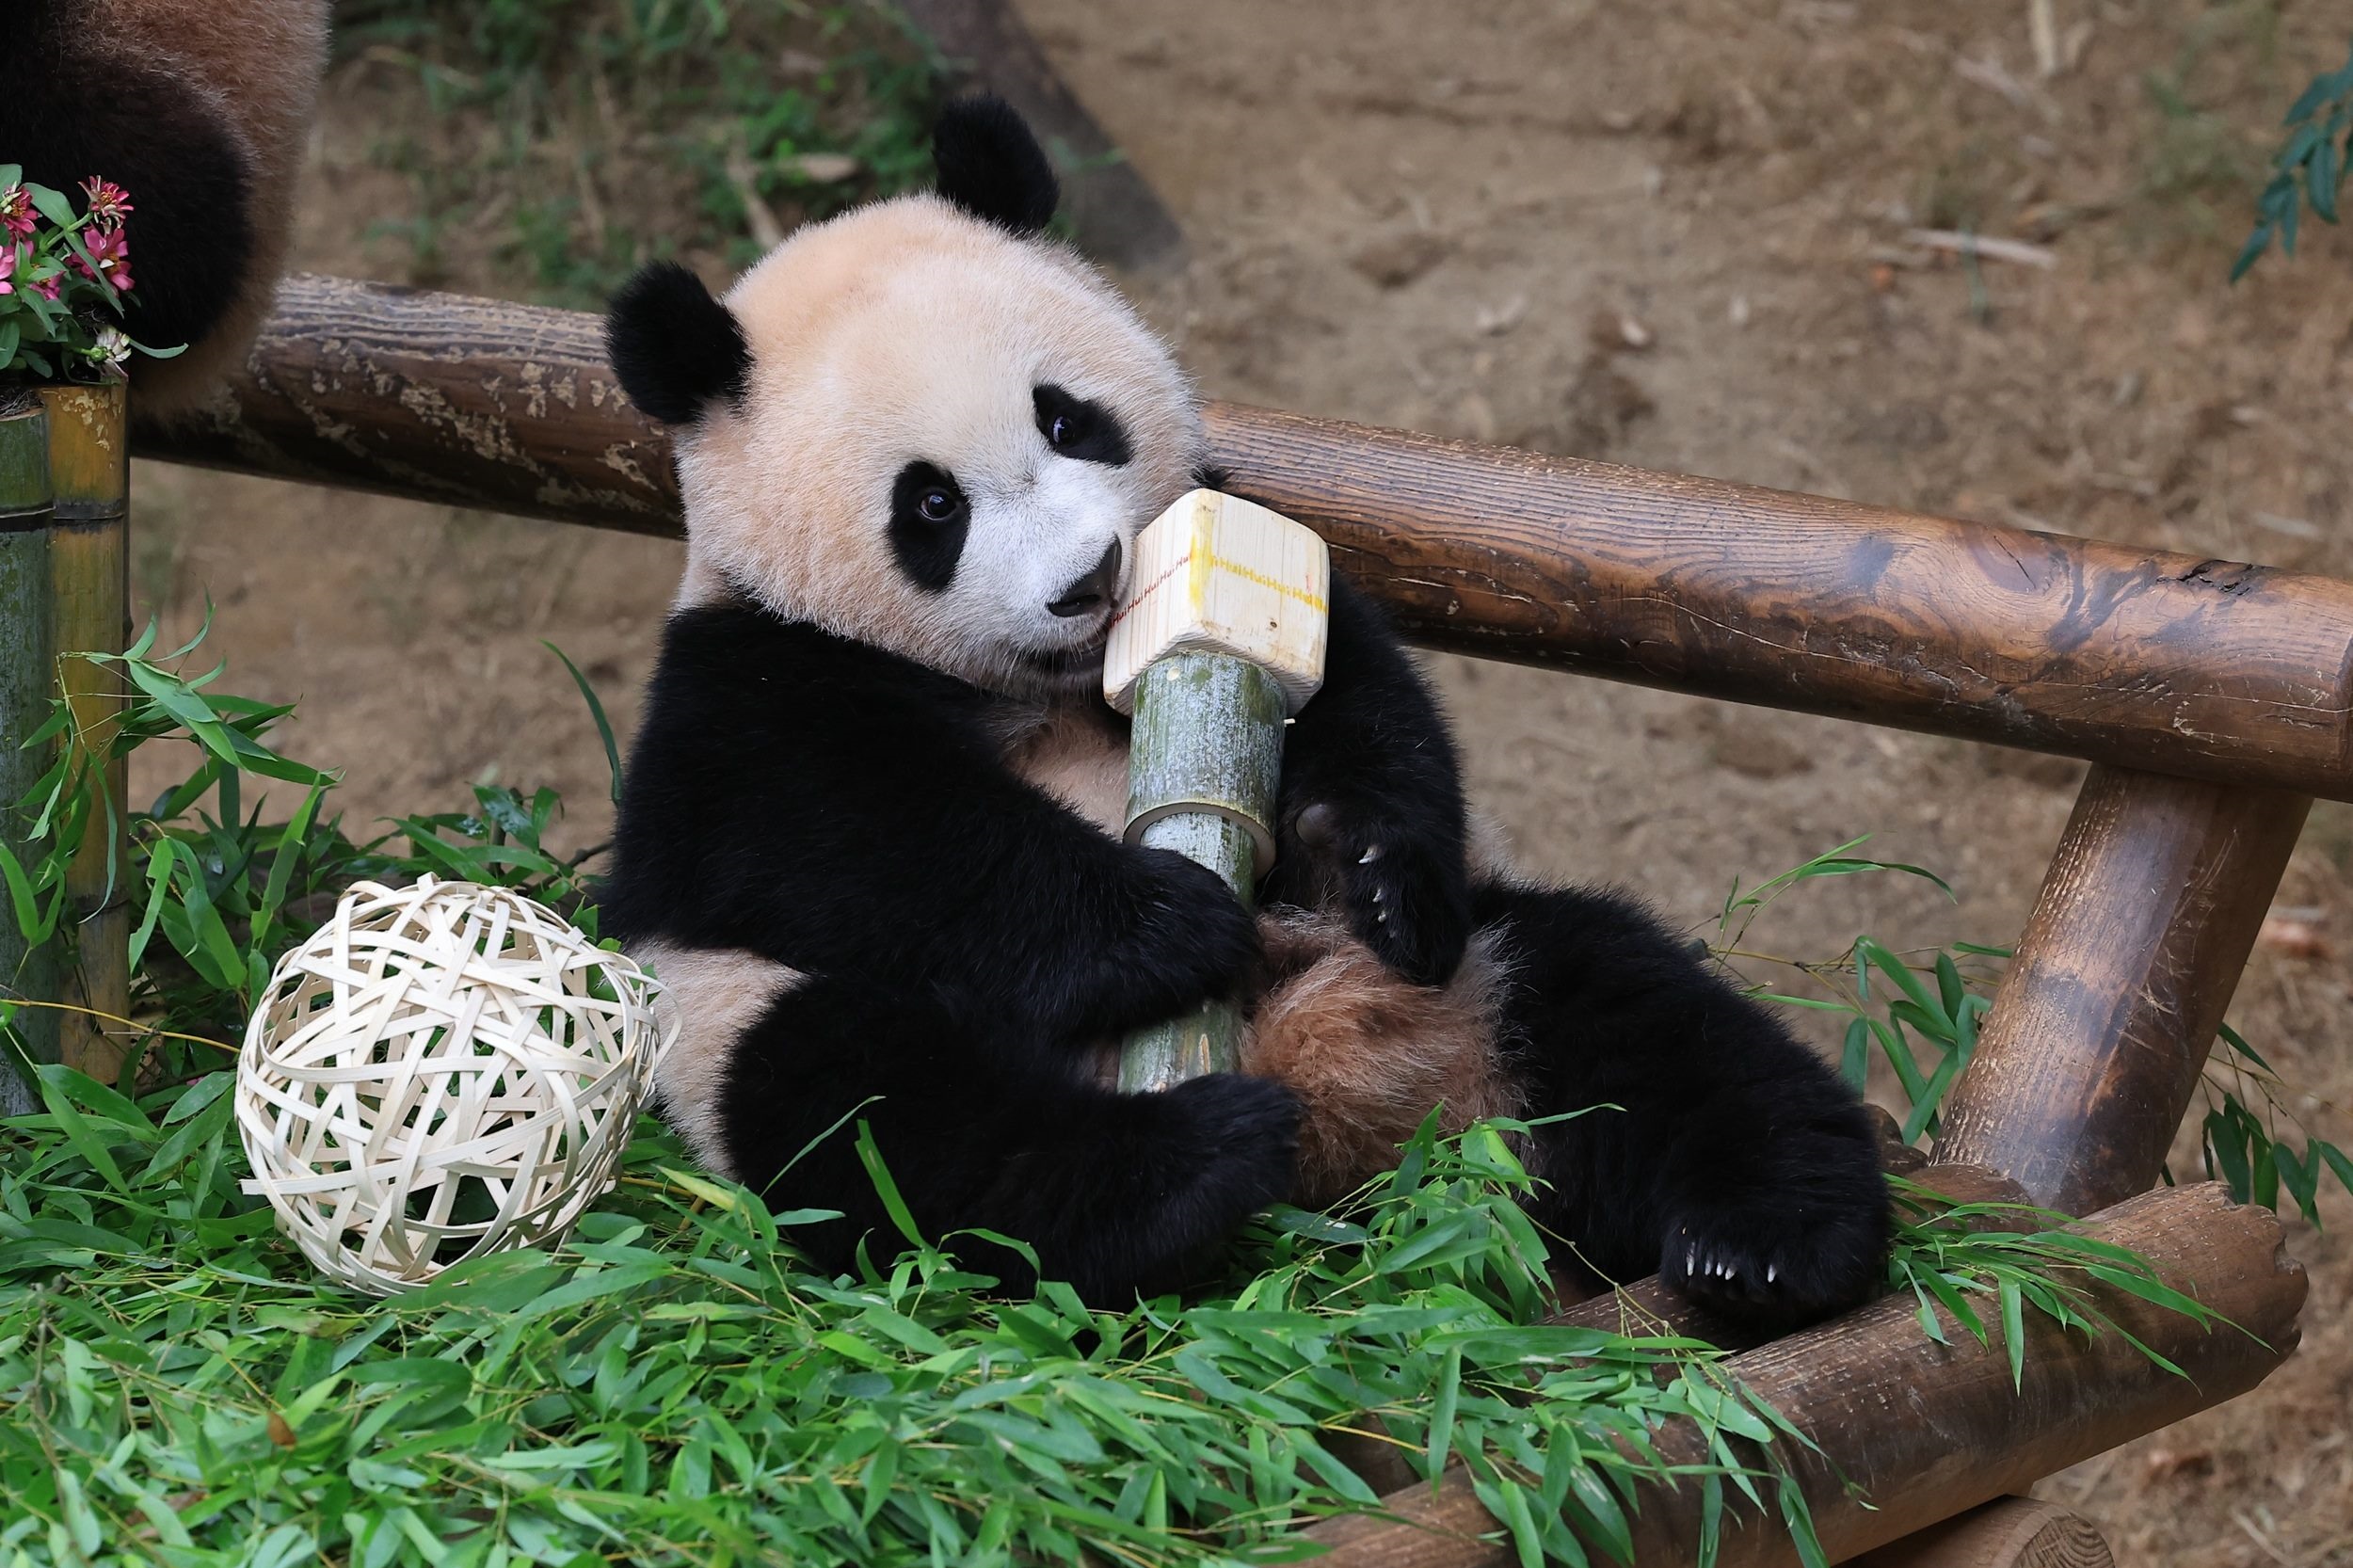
[{"x1": 130, "y1": 1, "x2": 2353, "y2": 1560}]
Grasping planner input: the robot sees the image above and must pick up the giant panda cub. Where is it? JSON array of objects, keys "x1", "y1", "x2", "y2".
[{"x1": 601, "y1": 96, "x2": 1889, "y2": 1326}]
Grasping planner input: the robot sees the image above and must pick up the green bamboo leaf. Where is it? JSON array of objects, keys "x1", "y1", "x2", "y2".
[
  {"x1": 2217, "y1": 1021, "x2": 2272, "y2": 1071},
  {"x1": 544, "y1": 641, "x2": 624, "y2": 804},
  {"x1": 855, "y1": 1119, "x2": 925, "y2": 1247},
  {"x1": 2205, "y1": 1108, "x2": 2251, "y2": 1201},
  {"x1": 1839, "y1": 1016, "x2": 1870, "y2": 1092},
  {"x1": 1999, "y1": 1278, "x2": 2026, "y2": 1390},
  {"x1": 2275, "y1": 1142, "x2": 2319, "y2": 1228},
  {"x1": 33, "y1": 1064, "x2": 132, "y2": 1191},
  {"x1": 1424, "y1": 1345, "x2": 1462, "y2": 1483},
  {"x1": 2315, "y1": 1140, "x2": 2353, "y2": 1202}
]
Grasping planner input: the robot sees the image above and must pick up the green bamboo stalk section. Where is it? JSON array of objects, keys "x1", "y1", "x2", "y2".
[
  {"x1": 0, "y1": 399, "x2": 58, "y2": 1115},
  {"x1": 1117, "y1": 652, "x2": 1286, "y2": 1093},
  {"x1": 40, "y1": 378, "x2": 131, "y2": 1085}
]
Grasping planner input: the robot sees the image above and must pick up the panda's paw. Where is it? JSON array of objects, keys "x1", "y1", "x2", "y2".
[
  {"x1": 1127, "y1": 846, "x2": 1263, "y2": 1002},
  {"x1": 1294, "y1": 802, "x2": 1468, "y2": 986},
  {"x1": 1164, "y1": 1072, "x2": 1304, "y2": 1200},
  {"x1": 1659, "y1": 1197, "x2": 1888, "y2": 1330}
]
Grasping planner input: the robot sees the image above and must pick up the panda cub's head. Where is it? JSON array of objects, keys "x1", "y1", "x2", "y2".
[{"x1": 606, "y1": 96, "x2": 1202, "y2": 698}]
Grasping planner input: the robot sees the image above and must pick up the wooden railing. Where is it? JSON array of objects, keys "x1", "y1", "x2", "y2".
[{"x1": 128, "y1": 272, "x2": 2327, "y2": 1568}]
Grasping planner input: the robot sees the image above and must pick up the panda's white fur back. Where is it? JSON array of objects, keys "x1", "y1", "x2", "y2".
[{"x1": 636, "y1": 941, "x2": 805, "y2": 1178}]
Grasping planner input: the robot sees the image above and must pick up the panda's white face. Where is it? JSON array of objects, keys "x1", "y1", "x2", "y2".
[{"x1": 671, "y1": 195, "x2": 1203, "y2": 698}]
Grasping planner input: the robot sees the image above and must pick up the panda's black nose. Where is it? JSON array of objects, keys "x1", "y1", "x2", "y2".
[{"x1": 1047, "y1": 538, "x2": 1122, "y2": 617}]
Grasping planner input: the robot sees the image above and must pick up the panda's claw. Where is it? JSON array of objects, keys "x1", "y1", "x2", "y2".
[
  {"x1": 1660, "y1": 1195, "x2": 1886, "y2": 1330},
  {"x1": 1284, "y1": 800, "x2": 1468, "y2": 985}
]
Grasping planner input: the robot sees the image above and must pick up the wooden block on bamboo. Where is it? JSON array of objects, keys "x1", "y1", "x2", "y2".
[{"x1": 1103, "y1": 488, "x2": 1330, "y2": 716}]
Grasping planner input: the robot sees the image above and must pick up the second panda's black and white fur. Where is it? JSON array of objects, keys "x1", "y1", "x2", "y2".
[
  {"x1": 601, "y1": 96, "x2": 1889, "y2": 1327},
  {"x1": 6, "y1": 0, "x2": 328, "y2": 417}
]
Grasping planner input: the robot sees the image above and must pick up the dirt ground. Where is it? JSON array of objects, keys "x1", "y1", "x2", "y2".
[{"x1": 128, "y1": 1, "x2": 2353, "y2": 1561}]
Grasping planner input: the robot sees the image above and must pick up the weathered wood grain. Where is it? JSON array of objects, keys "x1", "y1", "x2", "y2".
[
  {"x1": 1303, "y1": 1181, "x2": 2299, "y2": 1568},
  {"x1": 1850, "y1": 1498, "x2": 2113, "y2": 1568},
  {"x1": 1932, "y1": 766, "x2": 2312, "y2": 1214},
  {"x1": 1206, "y1": 406, "x2": 2353, "y2": 802},
  {"x1": 135, "y1": 275, "x2": 2353, "y2": 801}
]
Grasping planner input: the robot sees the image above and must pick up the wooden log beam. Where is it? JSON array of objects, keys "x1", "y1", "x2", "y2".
[
  {"x1": 133, "y1": 274, "x2": 2353, "y2": 801},
  {"x1": 1849, "y1": 1497, "x2": 2112, "y2": 1568},
  {"x1": 1303, "y1": 1182, "x2": 2300, "y2": 1568},
  {"x1": 1932, "y1": 767, "x2": 2312, "y2": 1214}
]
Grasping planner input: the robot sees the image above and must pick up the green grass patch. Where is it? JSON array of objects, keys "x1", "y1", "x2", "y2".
[{"x1": 0, "y1": 623, "x2": 2292, "y2": 1563}]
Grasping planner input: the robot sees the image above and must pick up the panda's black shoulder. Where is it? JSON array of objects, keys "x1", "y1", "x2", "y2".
[
  {"x1": 622, "y1": 602, "x2": 1003, "y2": 824},
  {"x1": 604, "y1": 603, "x2": 1002, "y2": 947},
  {"x1": 643, "y1": 602, "x2": 988, "y2": 730}
]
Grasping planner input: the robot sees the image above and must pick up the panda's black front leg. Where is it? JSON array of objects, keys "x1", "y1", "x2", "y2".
[{"x1": 1264, "y1": 576, "x2": 1470, "y2": 985}]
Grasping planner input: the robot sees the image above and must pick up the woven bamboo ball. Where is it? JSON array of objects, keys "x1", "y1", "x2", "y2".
[{"x1": 235, "y1": 877, "x2": 665, "y2": 1296}]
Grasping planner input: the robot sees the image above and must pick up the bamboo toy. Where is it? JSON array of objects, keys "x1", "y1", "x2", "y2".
[
  {"x1": 0, "y1": 399, "x2": 58, "y2": 1114},
  {"x1": 1103, "y1": 488, "x2": 1330, "y2": 1091}
]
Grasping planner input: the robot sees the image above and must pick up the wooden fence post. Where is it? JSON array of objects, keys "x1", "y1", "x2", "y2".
[
  {"x1": 0, "y1": 398, "x2": 58, "y2": 1114},
  {"x1": 1931, "y1": 766, "x2": 2312, "y2": 1214},
  {"x1": 38, "y1": 378, "x2": 133, "y2": 1085}
]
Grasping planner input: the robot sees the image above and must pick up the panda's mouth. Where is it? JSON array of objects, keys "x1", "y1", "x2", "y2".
[{"x1": 1016, "y1": 632, "x2": 1111, "y2": 681}]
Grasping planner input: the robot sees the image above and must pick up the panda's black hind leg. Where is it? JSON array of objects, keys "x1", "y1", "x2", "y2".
[
  {"x1": 1474, "y1": 881, "x2": 1890, "y2": 1330},
  {"x1": 717, "y1": 977, "x2": 1302, "y2": 1306}
]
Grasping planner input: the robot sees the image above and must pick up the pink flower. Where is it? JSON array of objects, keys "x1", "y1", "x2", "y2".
[
  {"x1": 72, "y1": 226, "x2": 132, "y2": 292},
  {"x1": 0, "y1": 248, "x2": 14, "y2": 296},
  {"x1": 79, "y1": 177, "x2": 133, "y2": 229},
  {"x1": 32, "y1": 273, "x2": 60, "y2": 302},
  {"x1": 0, "y1": 186, "x2": 32, "y2": 242}
]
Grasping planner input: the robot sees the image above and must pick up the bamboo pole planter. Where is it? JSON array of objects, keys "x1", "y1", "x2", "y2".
[
  {"x1": 0, "y1": 398, "x2": 58, "y2": 1114},
  {"x1": 127, "y1": 274, "x2": 2345, "y2": 1567},
  {"x1": 38, "y1": 377, "x2": 133, "y2": 1085}
]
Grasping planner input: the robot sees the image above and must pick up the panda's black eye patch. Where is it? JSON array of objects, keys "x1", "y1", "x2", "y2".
[
  {"x1": 888, "y1": 461, "x2": 968, "y2": 593},
  {"x1": 1033, "y1": 385, "x2": 1131, "y2": 466}
]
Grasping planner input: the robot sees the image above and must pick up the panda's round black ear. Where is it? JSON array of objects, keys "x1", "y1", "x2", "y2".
[
  {"x1": 604, "y1": 262, "x2": 752, "y2": 425},
  {"x1": 932, "y1": 93, "x2": 1060, "y2": 236}
]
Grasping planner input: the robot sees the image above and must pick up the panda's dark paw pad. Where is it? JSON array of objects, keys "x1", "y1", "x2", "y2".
[
  {"x1": 1295, "y1": 803, "x2": 1467, "y2": 986},
  {"x1": 1660, "y1": 1204, "x2": 1885, "y2": 1329}
]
